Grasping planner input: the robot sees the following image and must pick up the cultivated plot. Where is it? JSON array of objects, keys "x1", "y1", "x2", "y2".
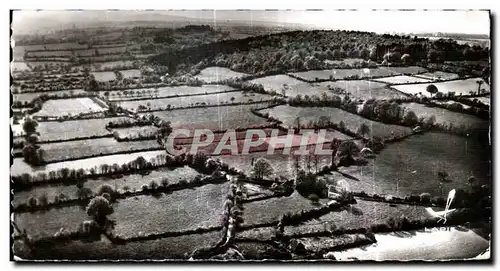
[
  {"x1": 195, "y1": 66, "x2": 249, "y2": 83},
  {"x1": 392, "y1": 78, "x2": 490, "y2": 97},
  {"x1": 372, "y1": 75, "x2": 433, "y2": 85},
  {"x1": 104, "y1": 85, "x2": 236, "y2": 101},
  {"x1": 289, "y1": 67, "x2": 400, "y2": 82},
  {"x1": 316, "y1": 80, "x2": 405, "y2": 100},
  {"x1": 33, "y1": 97, "x2": 106, "y2": 117}
]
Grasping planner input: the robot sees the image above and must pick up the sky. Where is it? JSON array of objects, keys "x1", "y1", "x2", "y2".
[{"x1": 12, "y1": 10, "x2": 490, "y2": 35}]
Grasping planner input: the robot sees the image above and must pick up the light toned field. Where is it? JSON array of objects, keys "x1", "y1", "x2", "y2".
[
  {"x1": 11, "y1": 150, "x2": 167, "y2": 176},
  {"x1": 112, "y1": 126, "x2": 158, "y2": 140},
  {"x1": 323, "y1": 58, "x2": 366, "y2": 65},
  {"x1": 91, "y1": 71, "x2": 116, "y2": 82},
  {"x1": 195, "y1": 67, "x2": 249, "y2": 83},
  {"x1": 416, "y1": 71, "x2": 460, "y2": 81},
  {"x1": 120, "y1": 69, "x2": 141, "y2": 79},
  {"x1": 118, "y1": 91, "x2": 274, "y2": 111},
  {"x1": 261, "y1": 105, "x2": 413, "y2": 138},
  {"x1": 40, "y1": 137, "x2": 161, "y2": 162},
  {"x1": 392, "y1": 78, "x2": 490, "y2": 97},
  {"x1": 37, "y1": 117, "x2": 131, "y2": 142},
  {"x1": 316, "y1": 80, "x2": 405, "y2": 100},
  {"x1": 104, "y1": 85, "x2": 235, "y2": 101},
  {"x1": 333, "y1": 227, "x2": 489, "y2": 261},
  {"x1": 467, "y1": 96, "x2": 490, "y2": 106},
  {"x1": 324, "y1": 132, "x2": 490, "y2": 198},
  {"x1": 151, "y1": 104, "x2": 272, "y2": 131},
  {"x1": 402, "y1": 102, "x2": 489, "y2": 130},
  {"x1": 289, "y1": 67, "x2": 399, "y2": 82},
  {"x1": 248, "y1": 75, "x2": 316, "y2": 97},
  {"x1": 33, "y1": 97, "x2": 106, "y2": 117},
  {"x1": 13, "y1": 89, "x2": 87, "y2": 104},
  {"x1": 384, "y1": 66, "x2": 428, "y2": 75},
  {"x1": 372, "y1": 75, "x2": 433, "y2": 85},
  {"x1": 12, "y1": 166, "x2": 202, "y2": 208},
  {"x1": 110, "y1": 183, "x2": 230, "y2": 238}
]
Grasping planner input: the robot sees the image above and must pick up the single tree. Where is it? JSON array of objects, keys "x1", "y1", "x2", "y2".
[
  {"x1": 426, "y1": 84, "x2": 439, "y2": 98},
  {"x1": 251, "y1": 158, "x2": 274, "y2": 180},
  {"x1": 86, "y1": 196, "x2": 114, "y2": 222},
  {"x1": 357, "y1": 123, "x2": 371, "y2": 138}
]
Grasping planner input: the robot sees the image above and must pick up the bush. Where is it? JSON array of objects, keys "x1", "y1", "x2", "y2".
[
  {"x1": 149, "y1": 180, "x2": 159, "y2": 190},
  {"x1": 97, "y1": 184, "x2": 116, "y2": 199},
  {"x1": 38, "y1": 193, "x2": 48, "y2": 206},
  {"x1": 27, "y1": 196, "x2": 38, "y2": 208},
  {"x1": 141, "y1": 184, "x2": 149, "y2": 191},
  {"x1": 86, "y1": 196, "x2": 114, "y2": 221},
  {"x1": 420, "y1": 193, "x2": 431, "y2": 204},
  {"x1": 160, "y1": 178, "x2": 169, "y2": 187},
  {"x1": 308, "y1": 194, "x2": 320, "y2": 202}
]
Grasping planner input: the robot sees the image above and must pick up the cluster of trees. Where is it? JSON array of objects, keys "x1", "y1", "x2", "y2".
[
  {"x1": 21, "y1": 117, "x2": 44, "y2": 166},
  {"x1": 12, "y1": 77, "x2": 83, "y2": 93},
  {"x1": 149, "y1": 29, "x2": 489, "y2": 76}
]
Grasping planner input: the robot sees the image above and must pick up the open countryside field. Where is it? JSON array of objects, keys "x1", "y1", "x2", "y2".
[
  {"x1": 12, "y1": 166, "x2": 203, "y2": 208},
  {"x1": 40, "y1": 137, "x2": 161, "y2": 162},
  {"x1": 33, "y1": 97, "x2": 106, "y2": 117},
  {"x1": 37, "y1": 117, "x2": 130, "y2": 142},
  {"x1": 117, "y1": 91, "x2": 274, "y2": 111},
  {"x1": 290, "y1": 67, "x2": 400, "y2": 82},
  {"x1": 284, "y1": 200, "x2": 429, "y2": 236},
  {"x1": 416, "y1": 71, "x2": 460, "y2": 81},
  {"x1": 392, "y1": 78, "x2": 490, "y2": 97},
  {"x1": 316, "y1": 80, "x2": 406, "y2": 100},
  {"x1": 195, "y1": 67, "x2": 249, "y2": 82},
  {"x1": 327, "y1": 132, "x2": 490, "y2": 198},
  {"x1": 13, "y1": 89, "x2": 88, "y2": 104},
  {"x1": 104, "y1": 85, "x2": 236, "y2": 101},
  {"x1": 402, "y1": 102, "x2": 489, "y2": 130},
  {"x1": 372, "y1": 75, "x2": 433, "y2": 85},
  {"x1": 110, "y1": 183, "x2": 230, "y2": 238},
  {"x1": 261, "y1": 105, "x2": 413, "y2": 138},
  {"x1": 11, "y1": 150, "x2": 167, "y2": 176},
  {"x1": 92, "y1": 70, "x2": 141, "y2": 82},
  {"x1": 152, "y1": 103, "x2": 272, "y2": 131}
]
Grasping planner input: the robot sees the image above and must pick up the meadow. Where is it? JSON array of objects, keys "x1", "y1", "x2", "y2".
[
  {"x1": 372, "y1": 75, "x2": 432, "y2": 84},
  {"x1": 392, "y1": 78, "x2": 490, "y2": 97},
  {"x1": 289, "y1": 67, "x2": 400, "y2": 82},
  {"x1": 316, "y1": 80, "x2": 406, "y2": 100},
  {"x1": 13, "y1": 89, "x2": 88, "y2": 104},
  {"x1": 33, "y1": 98, "x2": 106, "y2": 117},
  {"x1": 104, "y1": 85, "x2": 236, "y2": 101},
  {"x1": 195, "y1": 66, "x2": 249, "y2": 83}
]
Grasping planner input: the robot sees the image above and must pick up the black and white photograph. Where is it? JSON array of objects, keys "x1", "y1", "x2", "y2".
[{"x1": 9, "y1": 9, "x2": 492, "y2": 262}]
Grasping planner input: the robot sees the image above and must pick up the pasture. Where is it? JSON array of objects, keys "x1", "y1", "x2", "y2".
[
  {"x1": 118, "y1": 91, "x2": 274, "y2": 111},
  {"x1": 289, "y1": 67, "x2": 399, "y2": 82},
  {"x1": 10, "y1": 150, "x2": 167, "y2": 176},
  {"x1": 372, "y1": 75, "x2": 432, "y2": 85},
  {"x1": 37, "y1": 117, "x2": 131, "y2": 142},
  {"x1": 92, "y1": 71, "x2": 116, "y2": 82},
  {"x1": 392, "y1": 78, "x2": 490, "y2": 97},
  {"x1": 326, "y1": 132, "x2": 490, "y2": 198},
  {"x1": 402, "y1": 102, "x2": 489, "y2": 130},
  {"x1": 384, "y1": 66, "x2": 428, "y2": 75},
  {"x1": 110, "y1": 183, "x2": 230, "y2": 238},
  {"x1": 195, "y1": 67, "x2": 249, "y2": 83},
  {"x1": 40, "y1": 137, "x2": 161, "y2": 162},
  {"x1": 248, "y1": 75, "x2": 320, "y2": 97},
  {"x1": 104, "y1": 85, "x2": 236, "y2": 101},
  {"x1": 32, "y1": 98, "x2": 106, "y2": 117},
  {"x1": 13, "y1": 89, "x2": 88, "y2": 104},
  {"x1": 416, "y1": 71, "x2": 460, "y2": 81},
  {"x1": 316, "y1": 80, "x2": 405, "y2": 100},
  {"x1": 260, "y1": 105, "x2": 413, "y2": 138},
  {"x1": 151, "y1": 104, "x2": 272, "y2": 131},
  {"x1": 13, "y1": 166, "x2": 203, "y2": 208}
]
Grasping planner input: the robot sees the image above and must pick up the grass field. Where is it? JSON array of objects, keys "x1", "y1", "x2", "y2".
[
  {"x1": 242, "y1": 191, "x2": 329, "y2": 226},
  {"x1": 249, "y1": 75, "x2": 307, "y2": 92},
  {"x1": 33, "y1": 97, "x2": 106, "y2": 117},
  {"x1": 13, "y1": 205, "x2": 87, "y2": 239},
  {"x1": 40, "y1": 138, "x2": 161, "y2": 162},
  {"x1": 12, "y1": 166, "x2": 202, "y2": 208},
  {"x1": 467, "y1": 96, "x2": 490, "y2": 106},
  {"x1": 117, "y1": 91, "x2": 274, "y2": 111},
  {"x1": 325, "y1": 132, "x2": 490, "y2": 198},
  {"x1": 402, "y1": 102, "x2": 489, "y2": 130},
  {"x1": 11, "y1": 150, "x2": 167, "y2": 176},
  {"x1": 416, "y1": 71, "x2": 460, "y2": 81},
  {"x1": 111, "y1": 126, "x2": 158, "y2": 140},
  {"x1": 13, "y1": 89, "x2": 88, "y2": 104},
  {"x1": 260, "y1": 105, "x2": 413, "y2": 138},
  {"x1": 384, "y1": 66, "x2": 428, "y2": 75},
  {"x1": 372, "y1": 75, "x2": 433, "y2": 84},
  {"x1": 392, "y1": 78, "x2": 490, "y2": 97},
  {"x1": 194, "y1": 67, "x2": 249, "y2": 83},
  {"x1": 104, "y1": 85, "x2": 236, "y2": 101},
  {"x1": 152, "y1": 104, "x2": 272, "y2": 131},
  {"x1": 109, "y1": 183, "x2": 230, "y2": 238},
  {"x1": 20, "y1": 231, "x2": 222, "y2": 260},
  {"x1": 37, "y1": 117, "x2": 131, "y2": 142},
  {"x1": 284, "y1": 200, "x2": 429, "y2": 236},
  {"x1": 316, "y1": 80, "x2": 405, "y2": 100},
  {"x1": 92, "y1": 71, "x2": 116, "y2": 82},
  {"x1": 289, "y1": 67, "x2": 399, "y2": 82}
]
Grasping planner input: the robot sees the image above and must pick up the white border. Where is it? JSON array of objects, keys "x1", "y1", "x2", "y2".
[{"x1": 2, "y1": 1, "x2": 498, "y2": 270}]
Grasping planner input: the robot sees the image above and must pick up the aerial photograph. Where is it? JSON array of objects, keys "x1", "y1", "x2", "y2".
[{"x1": 10, "y1": 10, "x2": 491, "y2": 261}]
